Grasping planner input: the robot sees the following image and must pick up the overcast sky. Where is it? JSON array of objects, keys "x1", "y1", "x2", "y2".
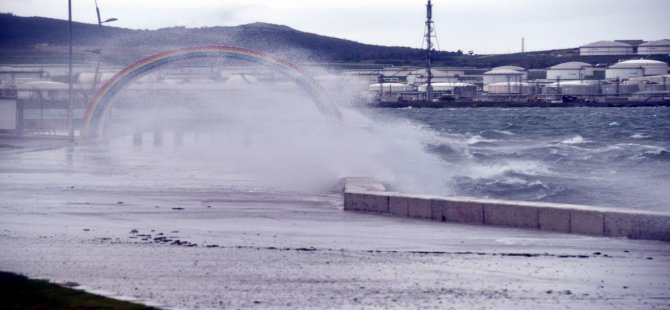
[{"x1": 2, "y1": 0, "x2": 669, "y2": 53}]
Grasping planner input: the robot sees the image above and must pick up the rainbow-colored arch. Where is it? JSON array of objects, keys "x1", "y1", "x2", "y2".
[{"x1": 82, "y1": 45, "x2": 341, "y2": 138}]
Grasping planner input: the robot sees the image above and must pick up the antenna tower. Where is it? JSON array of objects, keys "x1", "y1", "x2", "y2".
[{"x1": 422, "y1": 0, "x2": 438, "y2": 101}]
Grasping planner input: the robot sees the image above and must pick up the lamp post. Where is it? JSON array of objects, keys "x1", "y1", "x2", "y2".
[
  {"x1": 92, "y1": 1, "x2": 117, "y2": 92},
  {"x1": 67, "y1": 0, "x2": 74, "y2": 141},
  {"x1": 67, "y1": 1, "x2": 117, "y2": 141},
  {"x1": 96, "y1": 0, "x2": 117, "y2": 25}
]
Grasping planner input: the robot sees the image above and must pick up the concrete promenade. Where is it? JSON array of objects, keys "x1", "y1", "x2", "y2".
[
  {"x1": 344, "y1": 177, "x2": 670, "y2": 242},
  {"x1": 1, "y1": 136, "x2": 669, "y2": 309}
]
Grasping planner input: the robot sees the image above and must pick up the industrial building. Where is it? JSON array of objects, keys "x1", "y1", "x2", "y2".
[
  {"x1": 546, "y1": 62, "x2": 594, "y2": 81},
  {"x1": 637, "y1": 39, "x2": 670, "y2": 55},
  {"x1": 579, "y1": 41, "x2": 634, "y2": 56}
]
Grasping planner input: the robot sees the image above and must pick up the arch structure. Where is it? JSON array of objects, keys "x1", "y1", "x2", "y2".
[{"x1": 82, "y1": 46, "x2": 341, "y2": 138}]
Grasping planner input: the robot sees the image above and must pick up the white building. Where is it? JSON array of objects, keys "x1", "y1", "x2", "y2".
[
  {"x1": 580, "y1": 41, "x2": 634, "y2": 56},
  {"x1": 605, "y1": 59, "x2": 669, "y2": 80},
  {"x1": 637, "y1": 39, "x2": 670, "y2": 55},
  {"x1": 483, "y1": 69, "x2": 524, "y2": 85},
  {"x1": 546, "y1": 62, "x2": 594, "y2": 81}
]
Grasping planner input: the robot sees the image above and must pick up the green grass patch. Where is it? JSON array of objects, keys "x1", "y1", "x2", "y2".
[{"x1": 0, "y1": 271, "x2": 157, "y2": 310}]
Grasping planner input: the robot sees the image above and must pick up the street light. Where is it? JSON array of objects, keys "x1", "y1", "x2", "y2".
[
  {"x1": 92, "y1": 0, "x2": 117, "y2": 131},
  {"x1": 68, "y1": 1, "x2": 117, "y2": 141},
  {"x1": 91, "y1": 0, "x2": 118, "y2": 90},
  {"x1": 67, "y1": 0, "x2": 73, "y2": 141},
  {"x1": 95, "y1": 0, "x2": 117, "y2": 26}
]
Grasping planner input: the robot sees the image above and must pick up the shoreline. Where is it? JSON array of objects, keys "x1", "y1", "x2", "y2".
[{"x1": 372, "y1": 100, "x2": 670, "y2": 108}]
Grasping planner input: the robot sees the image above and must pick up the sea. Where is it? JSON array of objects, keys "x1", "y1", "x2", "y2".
[{"x1": 381, "y1": 106, "x2": 670, "y2": 212}]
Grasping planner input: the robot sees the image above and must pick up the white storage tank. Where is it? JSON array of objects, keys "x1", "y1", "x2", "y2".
[
  {"x1": 580, "y1": 41, "x2": 634, "y2": 55},
  {"x1": 492, "y1": 65, "x2": 528, "y2": 80},
  {"x1": 605, "y1": 59, "x2": 669, "y2": 80},
  {"x1": 492, "y1": 65, "x2": 525, "y2": 71},
  {"x1": 483, "y1": 69, "x2": 524, "y2": 85},
  {"x1": 542, "y1": 81, "x2": 599, "y2": 96},
  {"x1": 483, "y1": 82, "x2": 532, "y2": 95},
  {"x1": 546, "y1": 62, "x2": 594, "y2": 81},
  {"x1": 637, "y1": 39, "x2": 670, "y2": 55}
]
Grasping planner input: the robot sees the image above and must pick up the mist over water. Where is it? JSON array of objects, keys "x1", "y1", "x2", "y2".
[{"x1": 101, "y1": 66, "x2": 450, "y2": 195}]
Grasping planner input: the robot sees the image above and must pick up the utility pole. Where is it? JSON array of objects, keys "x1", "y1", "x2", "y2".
[
  {"x1": 423, "y1": 0, "x2": 435, "y2": 102},
  {"x1": 522, "y1": 37, "x2": 525, "y2": 53}
]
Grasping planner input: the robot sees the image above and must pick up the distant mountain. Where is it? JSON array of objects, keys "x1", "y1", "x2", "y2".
[
  {"x1": 3, "y1": 13, "x2": 668, "y2": 68},
  {"x1": 0, "y1": 13, "x2": 461, "y2": 65}
]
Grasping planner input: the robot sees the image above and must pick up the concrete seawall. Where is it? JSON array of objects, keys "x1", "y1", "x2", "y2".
[{"x1": 343, "y1": 177, "x2": 670, "y2": 242}]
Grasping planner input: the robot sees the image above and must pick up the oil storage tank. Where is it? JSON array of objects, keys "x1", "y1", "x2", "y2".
[
  {"x1": 483, "y1": 82, "x2": 532, "y2": 95},
  {"x1": 606, "y1": 59, "x2": 669, "y2": 80},
  {"x1": 546, "y1": 62, "x2": 594, "y2": 80},
  {"x1": 580, "y1": 41, "x2": 634, "y2": 55},
  {"x1": 637, "y1": 39, "x2": 670, "y2": 55},
  {"x1": 483, "y1": 69, "x2": 524, "y2": 85},
  {"x1": 491, "y1": 66, "x2": 528, "y2": 80}
]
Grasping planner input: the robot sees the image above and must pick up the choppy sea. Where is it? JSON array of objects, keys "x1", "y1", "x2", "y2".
[{"x1": 382, "y1": 107, "x2": 670, "y2": 212}]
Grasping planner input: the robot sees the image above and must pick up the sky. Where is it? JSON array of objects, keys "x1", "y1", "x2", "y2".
[{"x1": 2, "y1": 0, "x2": 669, "y2": 54}]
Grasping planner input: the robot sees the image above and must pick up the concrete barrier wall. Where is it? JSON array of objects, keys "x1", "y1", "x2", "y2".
[{"x1": 343, "y1": 177, "x2": 670, "y2": 242}]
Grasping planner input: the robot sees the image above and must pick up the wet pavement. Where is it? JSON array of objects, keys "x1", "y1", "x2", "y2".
[{"x1": 1, "y1": 135, "x2": 669, "y2": 309}]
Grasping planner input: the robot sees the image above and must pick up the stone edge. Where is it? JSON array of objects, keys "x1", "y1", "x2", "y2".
[{"x1": 342, "y1": 177, "x2": 670, "y2": 242}]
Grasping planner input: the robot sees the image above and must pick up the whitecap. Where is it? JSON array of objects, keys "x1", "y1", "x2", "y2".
[
  {"x1": 493, "y1": 130, "x2": 515, "y2": 135},
  {"x1": 609, "y1": 122, "x2": 620, "y2": 126},
  {"x1": 631, "y1": 133, "x2": 651, "y2": 139},
  {"x1": 466, "y1": 135, "x2": 496, "y2": 145},
  {"x1": 561, "y1": 135, "x2": 587, "y2": 145}
]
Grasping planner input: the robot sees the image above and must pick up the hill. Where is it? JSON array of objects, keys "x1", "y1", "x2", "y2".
[
  {"x1": 1, "y1": 13, "x2": 668, "y2": 68},
  {"x1": 0, "y1": 13, "x2": 460, "y2": 65}
]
